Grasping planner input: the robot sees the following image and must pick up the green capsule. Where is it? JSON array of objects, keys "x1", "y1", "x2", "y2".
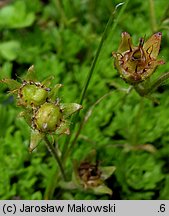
[
  {"x1": 19, "y1": 82, "x2": 49, "y2": 107},
  {"x1": 34, "y1": 102, "x2": 63, "y2": 133}
]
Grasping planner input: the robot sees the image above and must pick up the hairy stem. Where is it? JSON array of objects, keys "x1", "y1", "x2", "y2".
[{"x1": 44, "y1": 135, "x2": 66, "y2": 180}]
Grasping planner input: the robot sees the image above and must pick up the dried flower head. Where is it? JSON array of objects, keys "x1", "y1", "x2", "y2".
[
  {"x1": 72, "y1": 157, "x2": 116, "y2": 195},
  {"x1": 112, "y1": 32, "x2": 165, "y2": 84},
  {"x1": 78, "y1": 161, "x2": 102, "y2": 188}
]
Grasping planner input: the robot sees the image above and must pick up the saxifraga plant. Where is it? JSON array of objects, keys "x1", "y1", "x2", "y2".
[
  {"x1": 1, "y1": 3, "x2": 126, "y2": 198},
  {"x1": 1, "y1": 65, "x2": 116, "y2": 197},
  {"x1": 1, "y1": 66, "x2": 82, "y2": 180},
  {"x1": 5, "y1": 2, "x2": 169, "y2": 199}
]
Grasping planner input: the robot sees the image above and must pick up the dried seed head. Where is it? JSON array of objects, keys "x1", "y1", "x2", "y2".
[
  {"x1": 78, "y1": 162, "x2": 102, "y2": 188},
  {"x1": 112, "y1": 32, "x2": 165, "y2": 84}
]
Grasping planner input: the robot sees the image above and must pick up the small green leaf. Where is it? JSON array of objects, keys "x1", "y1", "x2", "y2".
[
  {"x1": 100, "y1": 166, "x2": 116, "y2": 180},
  {"x1": 59, "y1": 181, "x2": 77, "y2": 190},
  {"x1": 29, "y1": 130, "x2": 43, "y2": 152},
  {"x1": 60, "y1": 103, "x2": 82, "y2": 118},
  {"x1": 55, "y1": 121, "x2": 70, "y2": 135},
  {"x1": 41, "y1": 76, "x2": 54, "y2": 86},
  {"x1": 18, "y1": 110, "x2": 32, "y2": 126},
  {"x1": 48, "y1": 84, "x2": 63, "y2": 102},
  {"x1": 0, "y1": 41, "x2": 21, "y2": 61},
  {"x1": 0, "y1": 1, "x2": 35, "y2": 29},
  {"x1": 23, "y1": 65, "x2": 37, "y2": 81},
  {"x1": 0, "y1": 62, "x2": 13, "y2": 79},
  {"x1": 92, "y1": 184, "x2": 112, "y2": 195},
  {"x1": 0, "y1": 78, "x2": 20, "y2": 91}
]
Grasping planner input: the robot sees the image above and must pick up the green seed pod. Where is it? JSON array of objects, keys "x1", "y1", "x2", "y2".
[
  {"x1": 33, "y1": 102, "x2": 63, "y2": 133},
  {"x1": 18, "y1": 81, "x2": 49, "y2": 107}
]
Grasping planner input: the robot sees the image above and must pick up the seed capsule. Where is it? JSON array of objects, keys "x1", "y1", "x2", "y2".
[
  {"x1": 33, "y1": 102, "x2": 63, "y2": 133},
  {"x1": 18, "y1": 82, "x2": 49, "y2": 107}
]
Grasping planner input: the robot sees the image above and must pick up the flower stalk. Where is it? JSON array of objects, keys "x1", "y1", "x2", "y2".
[
  {"x1": 44, "y1": 135, "x2": 66, "y2": 180},
  {"x1": 149, "y1": 0, "x2": 158, "y2": 32}
]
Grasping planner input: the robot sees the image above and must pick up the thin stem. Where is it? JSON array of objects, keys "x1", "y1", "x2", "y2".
[
  {"x1": 44, "y1": 135, "x2": 66, "y2": 180},
  {"x1": 79, "y1": 2, "x2": 126, "y2": 106},
  {"x1": 62, "y1": 2, "x2": 128, "y2": 160},
  {"x1": 134, "y1": 83, "x2": 147, "y2": 96},
  {"x1": 148, "y1": 71, "x2": 169, "y2": 94},
  {"x1": 133, "y1": 72, "x2": 169, "y2": 103},
  {"x1": 44, "y1": 167, "x2": 59, "y2": 200},
  {"x1": 65, "y1": 86, "x2": 132, "y2": 159},
  {"x1": 63, "y1": 92, "x2": 113, "y2": 160},
  {"x1": 130, "y1": 98, "x2": 144, "y2": 145},
  {"x1": 149, "y1": 0, "x2": 158, "y2": 32},
  {"x1": 160, "y1": 3, "x2": 169, "y2": 23},
  {"x1": 53, "y1": 0, "x2": 67, "y2": 26}
]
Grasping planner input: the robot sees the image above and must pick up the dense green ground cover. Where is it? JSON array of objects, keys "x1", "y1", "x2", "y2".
[{"x1": 1, "y1": 0, "x2": 169, "y2": 199}]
